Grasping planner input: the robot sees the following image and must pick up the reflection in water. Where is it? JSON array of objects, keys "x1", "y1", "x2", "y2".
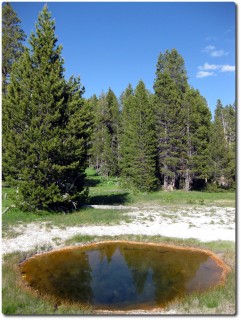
[
  {"x1": 20, "y1": 242, "x2": 224, "y2": 310},
  {"x1": 21, "y1": 250, "x2": 93, "y2": 303},
  {"x1": 185, "y1": 257, "x2": 223, "y2": 292}
]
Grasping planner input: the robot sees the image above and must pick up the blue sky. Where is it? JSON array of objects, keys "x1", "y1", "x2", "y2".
[{"x1": 9, "y1": 1, "x2": 236, "y2": 116}]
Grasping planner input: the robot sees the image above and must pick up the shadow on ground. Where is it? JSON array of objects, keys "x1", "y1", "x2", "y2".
[
  {"x1": 89, "y1": 193, "x2": 130, "y2": 205},
  {"x1": 85, "y1": 178, "x2": 101, "y2": 187}
]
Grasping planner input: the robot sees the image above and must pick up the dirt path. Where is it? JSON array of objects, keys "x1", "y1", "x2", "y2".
[{"x1": 2, "y1": 205, "x2": 235, "y2": 255}]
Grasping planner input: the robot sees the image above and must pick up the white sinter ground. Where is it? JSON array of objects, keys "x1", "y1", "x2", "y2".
[{"x1": 2, "y1": 204, "x2": 235, "y2": 255}]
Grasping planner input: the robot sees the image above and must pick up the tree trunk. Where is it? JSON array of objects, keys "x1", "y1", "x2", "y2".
[
  {"x1": 185, "y1": 113, "x2": 191, "y2": 192},
  {"x1": 163, "y1": 174, "x2": 168, "y2": 190},
  {"x1": 185, "y1": 172, "x2": 190, "y2": 191}
]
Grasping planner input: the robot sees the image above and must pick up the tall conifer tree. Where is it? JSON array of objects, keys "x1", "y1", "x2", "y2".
[
  {"x1": 209, "y1": 100, "x2": 236, "y2": 188},
  {"x1": 120, "y1": 81, "x2": 158, "y2": 191},
  {"x1": 224, "y1": 103, "x2": 236, "y2": 186},
  {"x1": 119, "y1": 84, "x2": 134, "y2": 180},
  {"x1": 89, "y1": 93, "x2": 105, "y2": 171},
  {"x1": 181, "y1": 88, "x2": 211, "y2": 190},
  {"x1": 2, "y1": 2, "x2": 26, "y2": 94},
  {"x1": 103, "y1": 88, "x2": 120, "y2": 175},
  {"x1": 3, "y1": 6, "x2": 91, "y2": 211},
  {"x1": 90, "y1": 89, "x2": 119, "y2": 176},
  {"x1": 154, "y1": 49, "x2": 187, "y2": 190}
]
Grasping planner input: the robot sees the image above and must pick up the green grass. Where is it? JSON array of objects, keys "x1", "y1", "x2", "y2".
[
  {"x1": 2, "y1": 205, "x2": 130, "y2": 237},
  {"x1": 85, "y1": 169, "x2": 235, "y2": 207},
  {"x1": 63, "y1": 233, "x2": 235, "y2": 251},
  {"x1": 2, "y1": 236, "x2": 235, "y2": 315},
  {"x1": 127, "y1": 190, "x2": 235, "y2": 207},
  {"x1": 2, "y1": 252, "x2": 93, "y2": 315},
  {"x1": 2, "y1": 168, "x2": 235, "y2": 235}
]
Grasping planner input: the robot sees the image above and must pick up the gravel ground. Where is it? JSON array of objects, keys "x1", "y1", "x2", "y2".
[{"x1": 2, "y1": 205, "x2": 235, "y2": 255}]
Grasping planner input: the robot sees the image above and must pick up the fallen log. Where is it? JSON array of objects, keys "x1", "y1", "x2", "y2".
[{"x1": 2, "y1": 205, "x2": 16, "y2": 214}]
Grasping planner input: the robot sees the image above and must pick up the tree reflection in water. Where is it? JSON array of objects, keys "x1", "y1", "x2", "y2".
[{"x1": 20, "y1": 242, "x2": 224, "y2": 310}]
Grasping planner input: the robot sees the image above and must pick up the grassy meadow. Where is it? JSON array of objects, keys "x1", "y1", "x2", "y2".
[
  {"x1": 2, "y1": 168, "x2": 235, "y2": 236},
  {"x1": 2, "y1": 168, "x2": 235, "y2": 230}
]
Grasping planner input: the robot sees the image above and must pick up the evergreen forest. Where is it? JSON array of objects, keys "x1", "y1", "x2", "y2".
[{"x1": 2, "y1": 4, "x2": 236, "y2": 212}]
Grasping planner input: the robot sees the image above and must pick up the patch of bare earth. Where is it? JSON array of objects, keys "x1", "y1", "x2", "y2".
[{"x1": 2, "y1": 205, "x2": 235, "y2": 255}]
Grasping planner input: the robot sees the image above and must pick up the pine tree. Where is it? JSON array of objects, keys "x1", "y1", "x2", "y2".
[
  {"x1": 84, "y1": 95, "x2": 97, "y2": 168},
  {"x1": 118, "y1": 84, "x2": 134, "y2": 166},
  {"x1": 209, "y1": 110, "x2": 228, "y2": 185},
  {"x1": 155, "y1": 49, "x2": 188, "y2": 93},
  {"x1": 119, "y1": 83, "x2": 134, "y2": 110},
  {"x1": 89, "y1": 89, "x2": 119, "y2": 176},
  {"x1": 2, "y1": 2, "x2": 26, "y2": 94},
  {"x1": 120, "y1": 80, "x2": 158, "y2": 191},
  {"x1": 209, "y1": 100, "x2": 236, "y2": 188},
  {"x1": 181, "y1": 88, "x2": 211, "y2": 190},
  {"x1": 119, "y1": 84, "x2": 134, "y2": 181},
  {"x1": 224, "y1": 102, "x2": 236, "y2": 187},
  {"x1": 225, "y1": 103, "x2": 236, "y2": 148},
  {"x1": 154, "y1": 49, "x2": 188, "y2": 190},
  {"x1": 2, "y1": 49, "x2": 32, "y2": 181},
  {"x1": 103, "y1": 88, "x2": 120, "y2": 175},
  {"x1": 89, "y1": 93, "x2": 104, "y2": 171},
  {"x1": 3, "y1": 6, "x2": 91, "y2": 211}
]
